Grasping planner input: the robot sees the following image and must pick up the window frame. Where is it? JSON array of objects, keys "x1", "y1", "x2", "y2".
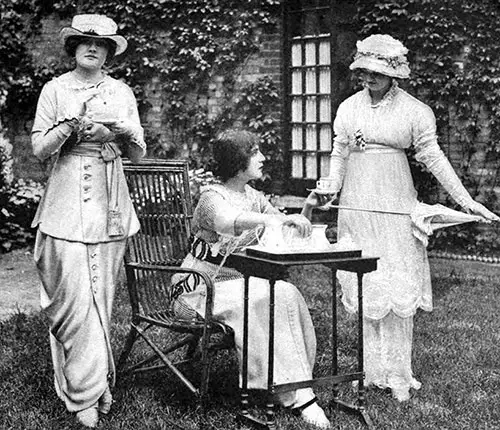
[{"x1": 282, "y1": 1, "x2": 343, "y2": 195}]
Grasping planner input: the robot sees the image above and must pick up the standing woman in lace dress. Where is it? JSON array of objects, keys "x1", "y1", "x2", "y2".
[
  {"x1": 323, "y1": 34, "x2": 498, "y2": 401},
  {"x1": 31, "y1": 14, "x2": 146, "y2": 427}
]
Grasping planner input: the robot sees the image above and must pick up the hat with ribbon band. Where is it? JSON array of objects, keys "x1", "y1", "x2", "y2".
[
  {"x1": 349, "y1": 34, "x2": 410, "y2": 79},
  {"x1": 60, "y1": 14, "x2": 127, "y2": 56}
]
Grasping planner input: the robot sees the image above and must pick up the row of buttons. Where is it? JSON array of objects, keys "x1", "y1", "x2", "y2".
[
  {"x1": 90, "y1": 249, "x2": 99, "y2": 293},
  {"x1": 83, "y1": 164, "x2": 92, "y2": 202}
]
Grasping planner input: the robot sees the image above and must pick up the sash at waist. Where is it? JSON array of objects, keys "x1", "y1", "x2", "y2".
[
  {"x1": 64, "y1": 141, "x2": 103, "y2": 158},
  {"x1": 64, "y1": 141, "x2": 122, "y2": 162},
  {"x1": 352, "y1": 143, "x2": 403, "y2": 154},
  {"x1": 62, "y1": 140, "x2": 124, "y2": 237}
]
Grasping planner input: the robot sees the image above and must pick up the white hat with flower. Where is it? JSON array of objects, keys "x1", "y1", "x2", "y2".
[
  {"x1": 349, "y1": 34, "x2": 410, "y2": 79},
  {"x1": 60, "y1": 14, "x2": 128, "y2": 56}
]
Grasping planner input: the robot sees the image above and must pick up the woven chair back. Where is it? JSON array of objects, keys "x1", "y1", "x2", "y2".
[{"x1": 124, "y1": 159, "x2": 193, "y2": 267}]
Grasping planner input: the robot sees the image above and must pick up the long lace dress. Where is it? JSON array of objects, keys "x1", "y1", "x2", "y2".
[
  {"x1": 175, "y1": 184, "x2": 317, "y2": 408},
  {"x1": 327, "y1": 82, "x2": 476, "y2": 400}
]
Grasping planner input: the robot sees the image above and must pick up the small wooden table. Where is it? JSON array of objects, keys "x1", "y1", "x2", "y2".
[{"x1": 227, "y1": 251, "x2": 378, "y2": 429}]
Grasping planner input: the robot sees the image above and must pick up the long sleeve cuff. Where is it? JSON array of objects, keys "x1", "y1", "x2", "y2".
[
  {"x1": 325, "y1": 140, "x2": 350, "y2": 192},
  {"x1": 116, "y1": 121, "x2": 146, "y2": 151},
  {"x1": 32, "y1": 121, "x2": 75, "y2": 160},
  {"x1": 415, "y1": 145, "x2": 475, "y2": 209}
]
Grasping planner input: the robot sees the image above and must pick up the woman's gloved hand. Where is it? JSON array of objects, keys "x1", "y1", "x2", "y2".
[
  {"x1": 66, "y1": 88, "x2": 100, "y2": 120},
  {"x1": 78, "y1": 117, "x2": 115, "y2": 142},
  {"x1": 106, "y1": 119, "x2": 135, "y2": 136},
  {"x1": 466, "y1": 201, "x2": 500, "y2": 223}
]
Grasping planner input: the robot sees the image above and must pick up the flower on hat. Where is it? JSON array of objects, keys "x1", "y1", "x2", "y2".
[
  {"x1": 349, "y1": 34, "x2": 410, "y2": 79},
  {"x1": 60, "y1": 14, "x2": 127, "y2": 56}
]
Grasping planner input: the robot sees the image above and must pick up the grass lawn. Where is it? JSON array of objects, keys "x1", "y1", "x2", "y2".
[{"x1": 0, "y1": 263, "x2": 499, "y2": 429}]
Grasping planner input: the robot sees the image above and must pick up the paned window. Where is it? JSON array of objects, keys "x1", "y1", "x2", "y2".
[{"x1": 283, "y1": 0, "x2": 337, "y2": 192}]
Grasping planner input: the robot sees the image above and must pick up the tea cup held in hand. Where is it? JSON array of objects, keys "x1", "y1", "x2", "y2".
[
  {"x1": 310, "y1": 178, "x2": 336, "y2": 210},
  {"x1": 316, "y1": 177, "x2": 337, "y2": 193}
]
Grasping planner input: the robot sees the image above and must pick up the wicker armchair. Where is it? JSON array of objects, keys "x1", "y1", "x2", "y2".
[{"x1": 117, "y1": 159, "x2": 234, "y2": 399}]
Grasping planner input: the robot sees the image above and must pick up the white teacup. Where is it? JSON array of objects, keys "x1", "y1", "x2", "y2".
[{"x1": 316, "y1": 177, "x2": 336, "y2": 192}]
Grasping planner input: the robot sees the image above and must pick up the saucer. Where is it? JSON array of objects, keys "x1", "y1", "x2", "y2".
[
  {"x1": 93, "y1": 118, "x2": 119, "y2": 125},
  {"x1": 307, "y1": 188, "x2": 337, "y2": 195}
]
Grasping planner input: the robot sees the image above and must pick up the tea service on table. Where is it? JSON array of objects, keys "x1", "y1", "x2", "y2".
[
  {"x1": 255, "y1": 222, "x2": 356, "y2": 254},
  {"x1": 259, "y1": 223, "x2": 331, "y2": 250}
]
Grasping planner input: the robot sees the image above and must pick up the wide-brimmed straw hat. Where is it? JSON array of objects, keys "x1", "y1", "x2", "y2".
[
  {"x1": 60, "y1": 14, "x2": 127, "y2": 56},
  {"x1": 349, "y1": 34, "x2": 410, "y2": 79}
]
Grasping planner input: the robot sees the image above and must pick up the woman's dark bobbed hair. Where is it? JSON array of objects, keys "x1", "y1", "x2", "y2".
[
  {"x1": 64, "y1": 35, "x2": 117, "y2": 62},
  {"x1": 212, "y1": 129, "x2": 260, "y2": 182}
]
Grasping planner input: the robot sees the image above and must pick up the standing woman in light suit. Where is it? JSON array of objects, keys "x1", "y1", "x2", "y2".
[
  {"x1": 323, "y1": 34, "x2": 498, "y2": 402},
  {"x1": 31, "y1": 14, "x2": 146, "y2": 427}
]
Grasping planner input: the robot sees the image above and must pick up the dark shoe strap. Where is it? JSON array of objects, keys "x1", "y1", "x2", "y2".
[{"x1": 291, "y1": 396, "x2": 318, "y2": 416}]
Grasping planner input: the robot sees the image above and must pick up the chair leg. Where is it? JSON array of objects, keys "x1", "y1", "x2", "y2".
[
  {"x1": 185, "y1": 335, "x2": 201, "y2": 361},
  {"x1": 117, "y1": 325, "x2": 139, "y2": 374},
  {"x1": 198, "y1": 331, "x2": 212, "y2": 400},
  {"x1": 132, "y1": 335, "x2": 199, "y2": 371},
  {"x1": 136, "y1": 325, "x2": 200, "y2": 395}
]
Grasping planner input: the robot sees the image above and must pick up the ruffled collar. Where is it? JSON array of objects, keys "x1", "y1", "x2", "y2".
[
  {"x1": 55, "y1": 71, "x2": 110, "y2": 91},
  {"x1": 363, "y1": 80, "x2": 400, "y2": 109}
]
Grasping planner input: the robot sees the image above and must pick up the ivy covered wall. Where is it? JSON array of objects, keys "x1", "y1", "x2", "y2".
[
  {"x1": 2, "y1": 0, "x2": 500, "y2": 254},
  {"x1": 354, "y1": 0, "x2": 500, "y2": 253},
  {"x1": 2, "y1": 0, "x2": 284, "y2": 190}
]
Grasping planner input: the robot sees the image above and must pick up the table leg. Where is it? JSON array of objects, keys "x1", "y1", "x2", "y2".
[
  {"x1": 241, "y1": 275, "x2": 250, "y2": 416},
  {"x1": 266, "y1": 279, "x2": 276, "y2": 429},
  {"x1": 357, "y1": 272, "x2": 373, "y2": 428},
  {"x1": 356, "y1": 273, "x2": 365, "y2": 405},
  {"x1": 331, "y1": 269, "x2": 339, "y2": 407}
]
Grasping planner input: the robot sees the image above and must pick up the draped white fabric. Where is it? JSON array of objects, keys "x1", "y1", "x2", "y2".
[{"x1": 35, "y1": 232, "x2": 126, "y2": 411}]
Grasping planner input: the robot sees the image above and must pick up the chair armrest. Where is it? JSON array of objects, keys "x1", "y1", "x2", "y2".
[{"x1": 124, "y1": 262, "x2": 217, "y2": 323}]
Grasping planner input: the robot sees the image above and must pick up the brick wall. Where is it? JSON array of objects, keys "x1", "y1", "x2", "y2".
[
  {"x1": 8, "y1": 15, "x2": 283, "y2": 183},
  {"x1": 8, "y1": 15, "x2": 68, "y2": 182},
  {"x1": 7, "y1": 13, "x2": 497, "y2": 202},
  {"x1": 140, "y1": 26, "x2": 283, "y2": 159}
]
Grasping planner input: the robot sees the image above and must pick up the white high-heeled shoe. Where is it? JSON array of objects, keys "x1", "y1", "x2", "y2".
[
  {"x1": 301, "y1": 402, "x2": 331, "y2": 429},
  {"x1": 98, "y1": 386, "x2": 113, "y2": 415},
  {"x1": 76, "y1": 403, "x2": 99, "y2": 428},
  {"x1": 392, "y1": 377, "x2": 421, "y2": 402},
  {"x1": 392, "y1": 386, "x2": 411, "y2": 402}
]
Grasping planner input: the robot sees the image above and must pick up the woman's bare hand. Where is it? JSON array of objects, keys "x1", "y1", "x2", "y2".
[
  {"x1": 304, "y1": 190, "x2": 337, "y2": 211},
  {"x1": 283, "y1": 214, "x2": 312, "y2": 238}
]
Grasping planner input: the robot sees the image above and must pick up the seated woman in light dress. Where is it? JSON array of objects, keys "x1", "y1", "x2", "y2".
[
  {"x1": 174, "y1": 129, "x2": 330, "y2": 428},
  {"x1": 321, "y1": 34, "x2": 498, "y2": 401}
]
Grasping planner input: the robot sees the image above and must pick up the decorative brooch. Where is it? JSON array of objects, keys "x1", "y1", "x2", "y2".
[{"x1": 354, "y1": 129, "x2": 366, "y2": 151}]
